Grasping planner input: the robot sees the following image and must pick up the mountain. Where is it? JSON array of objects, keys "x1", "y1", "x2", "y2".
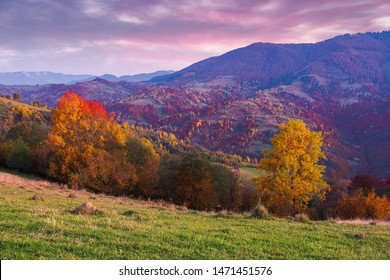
[
  {"x1": 152, "y1": 32, "x2": 390, "y2": 89},
  {"x1": 92, "y1": 71, "x2": 175, "y2": 82},
  {"x1": 0, "y1": 72, "x2": 94, "y2": 85},
  {"x1": 1, "y1": 31, "x2": 390, "y2": 177},
  {"x1": 119, "y1": 31, "x2": 390, "y2": 178},
  {"x1": 0, "y1": 78, "x2": 144, "y2": 105},
  {"x1": 117, "y1": 71, "x2": 176, "y2": 82},
  {"x1": 0, "y1": 70, "x2": 175, "y2": 85}
]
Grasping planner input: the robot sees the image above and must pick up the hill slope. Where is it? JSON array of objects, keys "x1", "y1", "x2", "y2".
[{"x1": 1, "y1": 170, "x2": 389, "y2": 260}]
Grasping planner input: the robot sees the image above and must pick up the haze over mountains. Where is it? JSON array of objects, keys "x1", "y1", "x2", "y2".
[
  {"x1": 0, "y1": 70, "x2": 175, "y2": 85},
  {"x1": 1, "y1": 31, "x2": 389, "y2": 177}
]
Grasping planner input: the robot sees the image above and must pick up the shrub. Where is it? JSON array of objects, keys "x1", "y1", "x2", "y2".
[
  {"x1": 32, "y1": 144, "x2": 51, "y2": 176},
  {"x1": 210, "y1": 163, "x2": 242, "y2": 210},
  {"x1": 351, "y1": 174, "x2": 378, "y2": 194},
  {"x1": 0, "y1": 140, "x2": 13, "y2": 166},
  {"x1": 174, "y1": 152, "x2": 218, "y2": 210},
  {"x1": 6, "y1": 122, "x2": 49, "y2": 148},
  {"x1": 336, "y1": 191, "x2": 366, "y2": 219},
  {"x1": 70, "y1": 202, "x2": 106, "y2": 215},
  {"x1": 240, "y1": 186, "x2": 260, "y2": 211},
  {"x1": 336, "y1": 190, "x2": 390, "y2": 220},
  {"x1": 158, "y1": 154, "x2": 182, "y2": 200},
  {"x1": 6, "y1": 138, "x2": 33, "y2": 172},
  {"x1": 31, "y1": 194, "x2": 44, "y2": 201},
  {"x1": 365, "y1": 190, "x2": 390, "y2": 220},
  {"x1": 251, "y1": 204, "x2": 270, "y2": 219},
  {"x1": 125, "y1": 138, "x2": 160, "y2": 198},
  {"x1": 294, "y1": 213, "x2": 310, "y2": 222},
  {"x1": 80, "y1": 150, "x2": 137, "y2": 195}
]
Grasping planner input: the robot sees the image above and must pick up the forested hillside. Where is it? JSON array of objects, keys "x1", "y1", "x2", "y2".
[
  {"x1": 1, "y1": 31, "x2": 390, "y2": 178},
  {"x1": 1, "y1": 93, "x2": 389, "y2": 220}
]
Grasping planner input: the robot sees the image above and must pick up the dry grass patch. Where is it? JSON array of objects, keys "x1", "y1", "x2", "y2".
[
  {"x1": 68, "y1": 192, "x2": 77, "y2": 198},
  {"x1": 0, "y1": 171, "x2": 65, "y2": 189},
  {"x1": 30, "y1": 194, "x2": 44, "y2": 201},
  {"x1": 70, "y1": 202, "x2": 106, "y2": 215},
  {"x1": 294, "y1": 213, "x2": 310, "y2": 222},
  {"x1": 335, "y1": 219, "x2": 390, "y2": 226}
]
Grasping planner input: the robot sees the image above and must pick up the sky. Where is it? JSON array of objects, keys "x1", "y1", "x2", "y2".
[{"x1": 1, "y1": 0, "x2": 390, "y2": 76}]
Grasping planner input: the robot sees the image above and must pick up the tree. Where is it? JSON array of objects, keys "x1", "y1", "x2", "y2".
[
  {"x1": 78, "y1": 150, "x2": 137, "y2": 195},
  {"x1": 256, "y1": 119, "x2": 330, "y2": 216},
  {"x1": 13, "y1": 93, "x2": 20, "y2": 101},
  {"x1": 125, "y1": 138, "x2": 160, "y2": 198},
  {"x1": 6, "y1": 122, "x2": 49, "y2": 148},
  {"x1": 210, "y1": 164, "x2": 242, "y2": 210},
  {"x1": 351, "y1": 173, "x2": 378, "y2": 195},
  {"x1": 174, "y1": 152, "x2": 218, "y2": 210},
  {"x1": 47, "y1": 92, "x2": 126, "y2": 183},
  {"x1": 6, "y1": 138, "x2": 33, "y2": 172},
  {"x1": 337, "y1": 190, "x2": 390, "y2": 220},
  {"x1": 32, "y1": 100, "x2": 41, "y2": 107}
]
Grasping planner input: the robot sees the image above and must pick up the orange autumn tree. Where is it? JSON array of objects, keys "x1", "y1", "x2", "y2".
[
  {"x1": 47, "y1": 92, "x2": 128, "y2": 186},
  {"x1": 256, "y1": 119, "x2": 330, "y2": 216}
]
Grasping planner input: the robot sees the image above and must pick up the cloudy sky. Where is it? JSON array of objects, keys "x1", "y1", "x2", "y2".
[{"x1": 1, "y1": 0, "x2": 389, "y2": 75}]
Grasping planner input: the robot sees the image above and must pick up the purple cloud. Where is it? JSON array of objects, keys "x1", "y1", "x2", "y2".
[{"x1": 1, "y1": 0, "x2": 389, "y2": 75}]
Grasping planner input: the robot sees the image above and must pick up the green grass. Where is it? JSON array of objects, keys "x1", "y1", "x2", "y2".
[
  {"x1": 0, "y1": 171, "x2": 389, "y2": 260},
  {"x1": 240, "y1": 162, "x2": 261, "y2": 181}
]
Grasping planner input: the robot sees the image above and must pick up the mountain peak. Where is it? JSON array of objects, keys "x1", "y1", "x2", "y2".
[{"x1": 151, "y1": 31, "x2": 390, "y2": 89}]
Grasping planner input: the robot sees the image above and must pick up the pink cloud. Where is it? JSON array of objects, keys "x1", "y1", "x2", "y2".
[{"x1": 0, "y1": 0, "x2": 389, "y2": 75}]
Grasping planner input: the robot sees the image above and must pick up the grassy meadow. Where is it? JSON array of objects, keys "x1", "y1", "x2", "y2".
[
  {"x1": 240, "y1": 162, "x2": 261, "y2": 181},
  {"x1": 0, "y1": 170, "x2": 389, "y2": 260}
]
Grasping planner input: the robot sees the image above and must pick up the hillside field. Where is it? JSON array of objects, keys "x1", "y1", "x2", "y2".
[
  {"x1": 0, "y1": 170, "x2": 389, "y2": 260},
  {"x1": 0, "y1": 97, "x2": 50, "y2": 112},
  {"x1": 240, "y1": 163, "x2": 261, "y2": 181}
]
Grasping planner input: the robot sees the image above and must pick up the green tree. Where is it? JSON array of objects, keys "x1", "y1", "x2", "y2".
[
  {"x1": 13, "y1": 93, "x2": 20, "y2": 101},
  {"x1": 6, "y1": 122, "x2": 49, "y2": 148},
  {"x1": 6, "y1": 138, "x2": 33, "y2": 172},
  {"x1": 210, "y1": 164, "x2": 242, "y2": 210},
  {"x1": 125, "y1": 138, "x2": 160, "y2": 198},
  {"x1": 174, "y1": 152, "x2": 218, "y2": 210},
  {"x1": 256, "y1": 119, "x2": 330, "y2": 216}
]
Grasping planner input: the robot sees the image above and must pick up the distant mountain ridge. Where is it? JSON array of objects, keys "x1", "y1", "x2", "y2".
[
  {"x1": 0, "y1": 70, "x2": 175, "y2": 85},
  {"x1": 0, "y1": 72, "x2": 94, "y2": 86},
  {"x1": 152, "y1": 31, "x2": 390, "y2": 89},
  {"x1": 97, "y1": 71, "x2": 175, "y2": 83}
]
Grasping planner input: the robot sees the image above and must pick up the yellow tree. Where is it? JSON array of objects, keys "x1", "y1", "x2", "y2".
[
  {"x1": 47, "y1": 92, "x2": 127, "y2": 184},
  {"x1": 256, "y1": 119, "x2": 330, "y2": 216}
]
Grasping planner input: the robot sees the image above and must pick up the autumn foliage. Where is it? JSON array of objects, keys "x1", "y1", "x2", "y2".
[
  {"x1": 39, "y1": 92, "x2": 242, "y2": 210},
  {"x1": 47, "y1": 92, "x2": 127, "y2": 184},
  {"x1": 2, "y1": 92, "x2": 387, "y2": 217},
  {"x1": 337, "y1": 190, "x2": 390, "y2": 220},
  {"x1": 80, "y1": 150, "x2": 137, "y2": 195},
  {"x1": 257, "y1": 119, "x2": 330, "y2": 216},
  {"x1": 174, "y1": 153, "x2": 218, "y2": 210}
]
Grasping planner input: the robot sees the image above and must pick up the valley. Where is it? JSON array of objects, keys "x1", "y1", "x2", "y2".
[{"x1": 1, "y1": 31, "x2": 390, "y2": 177}]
